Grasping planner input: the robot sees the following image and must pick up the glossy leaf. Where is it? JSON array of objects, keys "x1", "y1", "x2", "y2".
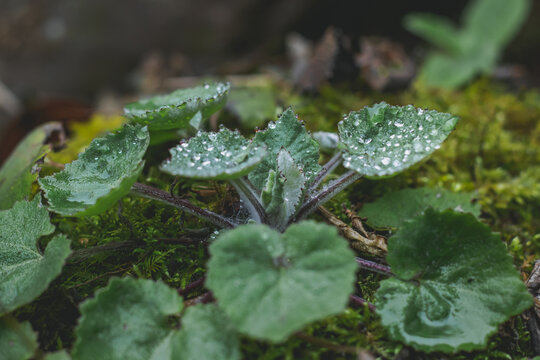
[
  {"x1": 160, "y1": 127, "x2": 266, "y2": 180},
  {"x1": 0, "y1": 197, "x2": 71, "y2": 315},
  {"x1": 0, "y1": 122, "x2": 63, "y2": 210},
  {"x1": 39, "y1": 125, "x2": 149, "y2": 216},
  {"x1": 207, "y1": 221, "x2": 356, "y2": 342},
  {"x1": 248, "y1": 108, "x2": 321, "y2": 189},
  {"x1": 124, "y1": 83, "x2": 230, "y2": 130},
  {"x1": 73, "y1": 277, "x2": 183, "y2": 360},
  {"x1": 376, "y1": 209, "x2": 532, "y2": 352},
  {"x1": 359, "y1": 187, "x2": 481, "y2": 229},
  {"x1": 0, "y1": 318, "x2": 38, "y2": 360},
  {"x1": 339, "y1": 102, "x2": 458, "y2": 176},
  {"x1": 170, "y1": 304, "x2": 240, "y2": 360}
]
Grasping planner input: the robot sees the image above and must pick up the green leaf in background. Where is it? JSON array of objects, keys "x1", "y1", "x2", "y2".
[
  {"x1": 207, "y1": 221, "x2": 356, "y2": 342},
  {"x1": 404, "y1": 0, "x2": 531, "y2": 88},
  {"x1": 39, "y1": 125, "x2": 149, "y2": 217},
  {"x1": 0, "y1": 318, "x2": 38, "y2": 360},
  {"x1": 0, "y1": 122, "x2": 63, "y2": 210},
  {"x1": 312, "y1": 131, "x2": 339, "y2": 153},
  {"x1": 44, "y1": 351, "x2": 71, "y2": 360},
  {"x1": 359, "y1": 187, "x2": 481, "y2": 229},
  {"x1": 339, "y1": 102, "x2": 458, "y2": 177},
  {"x1": 376, "y1": 209, "x2": 532, "y2": 352},
  {"x1": 0, "y1": 197, "x2": 71, "y2": 315},
  {"x1": 160, "y1": 127, "x2": 266, "y2": 180},
  {"x1": 227, "y1": 86, "x2": 278, "y2": 129},
  {"x1": 124, "y1": 83, "x2": 230, "y2": 131},
  {"x1": 72, "y1": 277, "x2": 183, "y2": 360},
  {"x1": 248, "y1": 108, "x2": 321, "y2": 189},
  {"x1": 169, "y1": 304, "x2": 240, "y2": 360}
]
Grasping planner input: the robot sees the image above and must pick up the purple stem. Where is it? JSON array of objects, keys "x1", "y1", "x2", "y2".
[
  {"x1": 308, "y1": 152, "x2": 343, "y2": 194},
  {"x1": 350, "y1": 295, "x2": 376, "y2": 312},
  {"x1": 178, "y1": 277, "x2": 205, "y2": 296},
  {"x1": 355, "y1": 257, "x2": 393, "y2": 276}
]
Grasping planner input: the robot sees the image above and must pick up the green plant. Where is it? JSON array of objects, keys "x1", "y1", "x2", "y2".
[
  {"x1": 404, "y1": 0, "x2": 531, "y2": 88},
  {"x1": 0, "y1": 82, "x2": 532, "y2": 358}
]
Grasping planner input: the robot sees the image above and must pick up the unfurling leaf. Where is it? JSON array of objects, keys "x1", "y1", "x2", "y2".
[
  {"x1": 339, "y1": 102, "x2": 458, "y2": 177},
  {"x1": 124, "y1": 83, "x2": 230, "y2": 130},
  {"x1": 160, "y1": 127, "x2": 265, "y2": 180},
  {"x1": 248, "y1": 108, "x2": 321, "y2": 189},
  {"x1": 39, "y1": 125, "x2": 149, "y2": 216},
  {"x1": 0, "y1": 197, "x2": 71, "y2": 315},
  {"x1": 72, "y1": 277, "x2": 183, "y2": 360},
  {"x1": 0, "y1": 318, "x2": 38, "y2": 360},
  {"x1": 359, "y1": 187, "x2": 480, "y2": 229},
  {"x1": 376, "y1": 209, "x2": 532, "y2": 352},
  {"x1": 207, "y1": 221, "x2": 356, "y2": 342}
]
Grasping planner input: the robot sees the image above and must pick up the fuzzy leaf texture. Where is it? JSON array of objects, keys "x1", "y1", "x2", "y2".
[
  {"x1": 124, "y1": 83, "x2": 230, "y2": 130},
  {"x1": 248, "y1": 108, "x2": 321, "y2": 189},
  {"x1": 339, "y1": 102, "x2": 458, "y2": 177},
  {"x1": 0, "y1": 197, "x2": 71, "y2": 315},
  {"x1": 160, "y1": 127, "x2": 266, "y2": 180},
  {"x1": 72, "y1": 277, "x2": 183, "y2": 360},
  {"x1": 376, "y1": 209, "x2": 532, "y2": 352},
  {"x1": 0, "y1": 318, "x2": 38, "y2": 360},
  {"x1": 359, "y1": 187, "x2": 481, "y2": 229},
  {"x1": 39, "y1": 125, "x2": 149, "y2": 216},
  {"x1": 0, "y1": 122, "x2": 62, "y2": 210},
  {"x1": 207, "y1": 221, "x2": 357, "y2": 342}
]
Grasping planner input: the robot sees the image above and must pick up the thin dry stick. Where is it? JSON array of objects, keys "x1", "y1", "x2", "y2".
[
  {"x1": 317, "y1": 206, "x2": 387, "y2": 257},
  {"x1": 68, "y1": 267, "x2": 131, "y2": 289}
]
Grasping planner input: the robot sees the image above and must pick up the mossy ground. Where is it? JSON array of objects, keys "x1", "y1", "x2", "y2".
[{"x1": 19, "y1": 78, "x2": 540, "y2": 358}]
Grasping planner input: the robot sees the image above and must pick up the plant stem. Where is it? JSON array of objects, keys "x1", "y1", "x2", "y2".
[
  {"x1": 308, "y1": 152, "x2": 343, "y2": 194},
  {"x1": 355, "y1": 257, "x2": 393, "y2": 276},
  {"x1": 131, "y1": 182, "x2": 237, "y2": 229},
  {"x1": 229, "y1": 178, "x2": 267, "y2": 223},
  {"x1": 290, "y1": 171, "x2": 362, "y2": 225},
  {"x1": 178, "y1": 277, "x2": 205, "y2": 296},
  {"x1": 184, "y1": 292, "x2": 214, "y2": 307},
  {"x1": 349, "y1": 295, "x2": 376, "y2": 312},
  {"x1": 68, "y1": 241, "x2": 141, "y2": 263}
]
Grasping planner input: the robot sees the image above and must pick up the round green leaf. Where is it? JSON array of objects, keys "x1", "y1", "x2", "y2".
[
  {"x1": 72, "y1": 277, "x2": 183, "y2": 360},
  {"x1": 359, "y1": 187, "x2": 481, "y2": 229},
  {"x1": 248, "y1": 108, "x2": 321, "y2": 190},
  {"x1": 207, "y1": 221, "x2": 357, "y2": 342},
  {"x1": 160, "y1": 127, "x2": 266, "y2": 180},
  {"x1": 124, "y1": 83, "x2": 230, "y2": 131},
  {"x1": 0, "y1": 318, "x2": 38, "y2": 360},
  {"x1": 338, "y1": 102, "x2": 458, "y2": 176},
  {"x1": 39, "y1": 125, "x2": 149, "y2": 217},
  {"x1": 376, "y1": 209, "x2": 532, "y2": 352},
  {"x1": 170, "y1": 304, "x2": 240, "y2": 360},
  {"x1": 0, "y1": 197, "x2": 71, "y2": 315}
]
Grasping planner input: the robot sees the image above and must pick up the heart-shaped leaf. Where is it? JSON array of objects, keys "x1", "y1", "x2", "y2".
[
  {"x1": 339, "y1": 102, "x2": 458, "y2": 176},
  {"x1": 39, "y1": 125, "x2": 149, "y2": 216},
  {"x1": 359, "y1": 187, "x2": 481, "y2": 229},
  {"x1": 207, "y1": 221, "x2": 356, "y2": 342},
  {"x1": 160, "y1": 127, "x2": 265, "y2": 180},
  {"x1": 124, "y1": 83, "x2": 230, "y2": 131},
  {"x1": 72, "y1": 277, "x2": 183, "y2": 360},
  {"x1": 0, "y1": 318, "x2": 38, "y2": 360},
  {"x1": 248, "y1": 108, "x2": 321, "y2": 190},
  {"x1": 376, "y1": 209, "x2": 532, "y2": 352},
  {"x1": 0, "y1": 122, "x2": 63, "y2": 210},
  {"x1": 0, "y1": 197, "x2": 71, "y2": 315}
]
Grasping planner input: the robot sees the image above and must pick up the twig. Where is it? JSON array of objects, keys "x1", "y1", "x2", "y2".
[
  {"x1": 295, "y1": 331, "x2": 360, "y2": 355},
  {"x1": 308, "y1": 152, "x2": 343, "y2": 194},
  {"x1": 229, "y1": 177, "x2": 267, "y2": 223},
  {"x1": 68, "y1": 241, "x2": 141, "y2": 263},
  {"x1": 67, "y1": 267, "x2": 131, "y2": 289},
  {"x1": 178, "y1": 277, "x2": 205, "y2": 296},
  {"x1": 355, "y1": 257, "x2": 393, "y2": 276},
  {"x1": 291, "y1": 171, "x2": 362, "y2": 225},
  {"x1": 317, "y1": 206, "x2": 387, "y2": 257},
  {"x1": 184, "y1": 292, "x2": 214, "y2": 307},
  {"x1": 350, "y1": 295, "x2": 376, "y2": 312},
  {"x1": 344, "y1": 207, "x2": 370, "y2": 238},
  {"x1": 131, "y1": 182, "x2": 237, "y2": 229}
]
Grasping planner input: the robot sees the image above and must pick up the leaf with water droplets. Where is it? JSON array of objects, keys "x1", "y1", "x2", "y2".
[
  {"x1": 339, "y1": 102, "x2": 458, "y2": 177},
  {"x1": 359, "y1": 187, "x2": 481, "y2": 229},
  {"x1": 0, "y1": 318, "x2": 38, "y2": 360},
  {"x1": 0, "y1": 196, "x2": 71, "y2": 315},
  {"x1": 376, "y1": 209, "x2": 532, "y2": 352},
  {"x1": 73, "y1": 277, "x2": 183, "y2": 360},
  {"x1": 39, "y1": 125, "x2": 149, "y2": 217},
  {"x1": 248, "y1": 108, "x2": 321, "y2": 190},
  {"x1": 124, "y1": 83, "x2": 230, "y2": 130},
  {"x1": 160, "y1": 127, "x2": 266, "y2": 180},
  {"x1": 206, "y1": 221, "x2": 356, "y2": 342}
]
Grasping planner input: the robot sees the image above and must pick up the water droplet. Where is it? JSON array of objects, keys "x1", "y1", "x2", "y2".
[{"x1": 381, "y1": 157, "x2": 391, "y2": 166}]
